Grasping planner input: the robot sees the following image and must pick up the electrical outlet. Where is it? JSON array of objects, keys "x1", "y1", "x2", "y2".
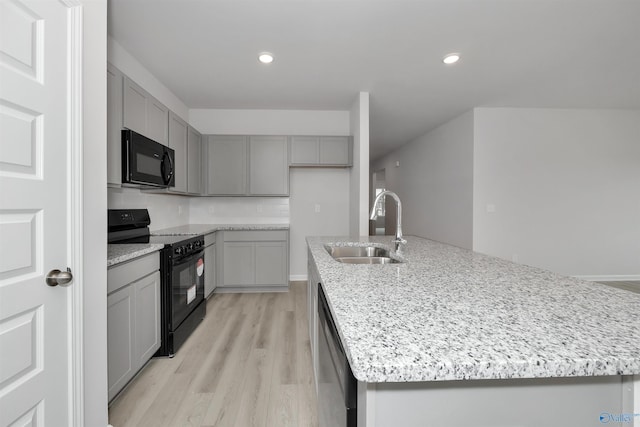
[{"x1": 315, "y1": 204, "x2": 321, "y2": 213}]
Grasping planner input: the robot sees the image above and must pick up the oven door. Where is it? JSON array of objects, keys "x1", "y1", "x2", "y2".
[{"x1": 170, "y1": 249, "x2": 204, "y2": 330}]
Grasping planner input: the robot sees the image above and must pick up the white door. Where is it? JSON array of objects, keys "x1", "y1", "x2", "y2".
[{"x1": 0, "y1": 0, "x2": 81, "y2": 425}]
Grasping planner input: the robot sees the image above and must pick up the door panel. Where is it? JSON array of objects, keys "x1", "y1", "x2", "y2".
[{"x1": 0, "y1": 0, "x2": 74, "y2": 424}]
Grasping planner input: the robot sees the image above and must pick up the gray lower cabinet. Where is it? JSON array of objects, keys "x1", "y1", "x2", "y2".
[
  {"x1": 107, "y1": 63, "x2": 123, "y2": 186},
  {"x1": 219, "y1": 230, "x2": 288, "y2": 290},
  {"x1": 123, "y1": 76, "x2": 169, "y2": 145},
  {"x1": 107, "y1": 252, "x2": 160, "y2": 402},
  {"x1": 169, "y1": 112, "x2": 188, "y2": 193},
  {"x1": 289, "y1": 135, "x2": 352, "y2": 167},
  {"x1": 307, "y1": 252, "x2": 320, "y2": 390},
  {"x1": 204, "y1": 232, "x2": 216, "y2": 297}
]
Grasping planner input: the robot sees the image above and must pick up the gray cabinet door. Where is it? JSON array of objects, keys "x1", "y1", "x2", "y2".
[
  {"x1": 208, "y1": 135, "x2": 247, "y2": 195},
  {"x1": 187, "y1": 126, "x2": 202, "y2": 194},
  {"x1": 146, "y1": 96, "x2": 168, "y2": 145},
  {"x1": 134, "y1": 271, "x2": 161, "y2": 366},
  {"x1": 204, "y1": 243, "x2": 216, "y2": 297},
  {"x1": 123, "y1": 77, "x2": 147, "y2": 136},
  {"x1": 290, "y1": 136, "x2": 319, "y2": 165},
  {"x1": 289, "y1": 135, "x2": 352, "y2": 167},
  {"x1": 123, "y1": 76, "x2": 169, "y2": 145},
  {"x1": 223, "y1": 242, "x2": 255, "y2": 285},
  {"x1": 255, "y1": 241, "x2": 287, "y2": 285},
  {"x1": 319, "y1": 136, "x2": 351, "y2": 165},
  {"x1": 249, "y1": 136, "x2": 289, "y2": 195},
  {"x1": 107, "y1": 63, "x2": 123, "y2": 186},
  {"x1": 107, "y1": 284, "x2": 134, "y2": 402},
  {"x1": 169, "y1": 112, "x2": 188, "y2": 193}
]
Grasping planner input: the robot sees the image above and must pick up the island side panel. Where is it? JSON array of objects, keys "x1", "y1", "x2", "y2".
[{"x1": 359, "y1": 376, "x2": 628, "y2": 427}]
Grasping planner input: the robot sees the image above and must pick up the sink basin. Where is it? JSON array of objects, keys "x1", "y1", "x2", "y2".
[
  {"x1": 326, "y1": 245, "x2": 390, "y2": 258},
  {"x1": 325, "y1": 245, "x2": 401, "y2": 264},
  {"x1": 334, "y1": 256, "x2": 399, "y2": 264}
]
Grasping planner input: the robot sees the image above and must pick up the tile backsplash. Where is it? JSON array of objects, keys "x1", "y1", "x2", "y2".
[
  {"x1": 108, "y1": 187, "x2": 290, "y2": 230},
  {"x1": 189, "y1": 197, "x2": 289, "y2": 224}
]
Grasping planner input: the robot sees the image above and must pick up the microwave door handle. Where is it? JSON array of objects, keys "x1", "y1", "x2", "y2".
[{"x1": 161, "y1": 151, "x2": 174, "y2": 185}]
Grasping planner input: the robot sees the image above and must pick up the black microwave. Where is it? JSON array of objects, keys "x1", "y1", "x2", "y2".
[{"x1": 122, "y1": 129, "x2": 175, "y2": 187}]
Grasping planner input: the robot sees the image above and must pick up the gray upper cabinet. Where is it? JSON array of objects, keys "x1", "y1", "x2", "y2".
[
  {"x1": 206, "y1": 135, "x2": 247, "y2": 195},
  {"x1": 289, "y1": 136, "x2": 318, "y2": 165},
  {"x1": 289, "y1": 136, "x2": 352, "y2": 167},
  {"x1": 168, "y1": 112, "x2": 188, "y2": 193},
  {"x1": 187, "y1": 126, "x2": 202, "y2": 194},
  {"x1": 249, "y1": 136, "x2": 289, "y2": 196},
  {"x1": 123, "y1": 76, "x2": 169, "y2": 145},
  {"x1": 107, "y1": 63, "x2": 123, "y2": 186},
  {"x1": 320, "y1": 136, "x2": 351, "y2": 165}
]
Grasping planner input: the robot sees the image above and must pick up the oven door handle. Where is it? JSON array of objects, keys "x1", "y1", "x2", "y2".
[{"x1": 173, "y1": 249, "x2": 204, "y2": 267}]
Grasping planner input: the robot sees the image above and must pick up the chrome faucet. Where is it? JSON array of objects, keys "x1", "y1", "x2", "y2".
[{"x1": 370, "y1": 190, "x2": 406, "y2": 252}]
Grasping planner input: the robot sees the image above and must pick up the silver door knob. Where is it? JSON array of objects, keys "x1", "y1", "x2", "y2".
[{"x1": 46, "y1": 268, "x2": 73, "y2": 287}]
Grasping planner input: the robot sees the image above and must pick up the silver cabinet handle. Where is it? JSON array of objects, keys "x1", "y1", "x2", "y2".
[{"x1": 46, "y1": 268, "x2": 73, "y2": 287}]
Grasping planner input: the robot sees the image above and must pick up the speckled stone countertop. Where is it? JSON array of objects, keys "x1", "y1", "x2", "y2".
[
  {"x1": 307, "y1": 236, "x2": 640, "y2": 383},
  {"x1": 151, "y1": 223, "x2": 289, "y2": 236},
  {"x1": 107, "y1": 243, "x2": 164, "y2": 267}
]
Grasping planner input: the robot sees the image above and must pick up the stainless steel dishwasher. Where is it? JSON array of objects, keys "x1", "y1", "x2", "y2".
[{"x1": 317, "y1": 284, "x2": 357, "y2": 427}]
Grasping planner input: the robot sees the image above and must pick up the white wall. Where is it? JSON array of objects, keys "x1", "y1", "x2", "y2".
[
  {"x1": 107, "y1": 36, "x2": 189, "y2": 121},
  {"x1": 83, "y1": 1, "x2": 108, "y2": 425},
  {"x1": 371, "y1": 111, "x2": 475, "y2": 249},
  {"x1": 189, "y1": 109, "x2": 350, "y2": 135},
  {"x1": 289, "y1": 168, "x2": 351, "y2": 278},
  {"x1": 190, "y1": 108, "x2": 352, "y2": 280},
  {"x1": 473, "y1": 108, "x2": 640, "y2": 279},
  {"x1": 349, "y1": 92, "x2": 370, "y2": 237}
]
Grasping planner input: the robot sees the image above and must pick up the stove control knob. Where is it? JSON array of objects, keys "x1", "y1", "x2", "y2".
[
  {"x1": 186, "y1": 243, "x2": 194, "y2": 251},
  {"x1": 195, "y1": 241, "x2": 202, "y2": 248},
  {"x1": 175, "y1": 246, "x2": 183, "y2": 255}
]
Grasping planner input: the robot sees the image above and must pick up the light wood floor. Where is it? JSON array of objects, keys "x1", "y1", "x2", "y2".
[
  {"x1": 108, "y1": 281, "x2": 318, "y2": 427},
  {"x1": 598, "y1": 280, "x2": 640, "y2": 294}
]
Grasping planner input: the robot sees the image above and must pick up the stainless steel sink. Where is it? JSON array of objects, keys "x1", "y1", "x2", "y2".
[
  {"x1": 325, "y1": 245, "x2": 401, "y2": 264},
  {"x1": 326, "y1": 245, "x2": 390, "y2": 258},
  {"x1": 333, "y1": 256, "x2": 398, "y2": 264}
]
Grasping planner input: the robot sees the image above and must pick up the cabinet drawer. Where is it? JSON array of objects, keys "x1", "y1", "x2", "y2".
[
  {"x1": 204, "y1": 232, "x2": 216, "y2": 247},
  {"x1": 223, "y1": 230, "x2": 288, "y2": 242},
  {"x1": 107, "y1": 252, "x2": 160, "y2": 294}
]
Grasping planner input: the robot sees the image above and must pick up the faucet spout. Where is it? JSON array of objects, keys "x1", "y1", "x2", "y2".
[{"x1": 370, "y1": 190, "x2": 406, "y2": 251}]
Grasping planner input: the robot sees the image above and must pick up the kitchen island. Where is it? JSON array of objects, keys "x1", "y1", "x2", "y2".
[{"x1": 307, "y1": 236, "x2": 640, "y2": 427}]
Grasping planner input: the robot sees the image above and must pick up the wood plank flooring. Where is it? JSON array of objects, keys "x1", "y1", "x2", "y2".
[
  {"x1": 597, "y1": 280, "x2": 640, "y2": 294},
  {"x1": 108, "y1": 282, "x2": 318, "y2": 427}
]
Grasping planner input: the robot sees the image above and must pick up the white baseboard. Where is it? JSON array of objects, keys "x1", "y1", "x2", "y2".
[
  {"x1": 573, "y1": 274, "x2": 640, "y2": 282},
  {"x1": 289, "y1": 274, "x2": 308, "y2": 282}
]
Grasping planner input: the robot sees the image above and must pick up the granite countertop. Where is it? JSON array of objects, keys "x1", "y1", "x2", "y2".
[
  {"x1": 151, "y1": 223, "x2": 289, "y2": 236},
  {"x1": 107, "y1": 243, "x2": 164, "y2": 267},
  {"x1": 307, "y1": 236, "x2": 640, "y2": 383}
]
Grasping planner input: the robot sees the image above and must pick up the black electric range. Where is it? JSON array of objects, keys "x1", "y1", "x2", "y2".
[{"x1": 108, "y1": 209, "x2": 206, "y2": 357}]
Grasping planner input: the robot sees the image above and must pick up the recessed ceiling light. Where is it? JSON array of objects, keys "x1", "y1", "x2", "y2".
[
  {"x1": 258, "y1": 52, "x2": 274, "y2": 64},
  {"x1": 443, "y1": 53, "x2": 460, "y2": 65}
]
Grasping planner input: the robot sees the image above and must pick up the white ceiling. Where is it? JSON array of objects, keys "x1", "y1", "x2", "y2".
[{"x1": 108, "y1": 0, "x2": 640, "y2": 160}]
